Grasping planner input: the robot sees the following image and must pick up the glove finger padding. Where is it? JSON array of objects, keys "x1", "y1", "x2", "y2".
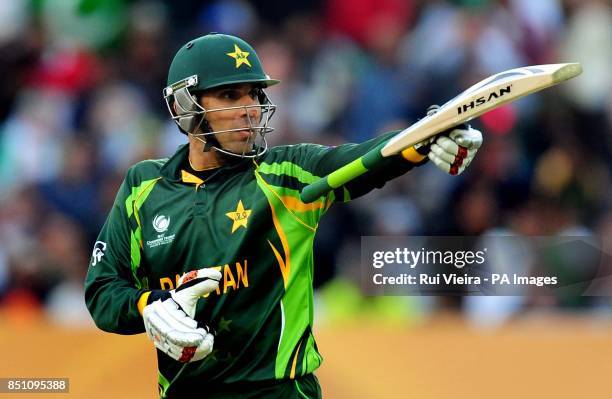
[
  {"x1": 156, "y1": 298, "x2": 199, "y2": 331},
  {"x1": 429, "y1": 151, "x2": 462, "y2": 175},
  {"x1": 176, "y1": 268, "x2": 223, "y2": 293},
  {"x1": 143, "y1": 300, "x2": 212, "y2": 363},
  {"x1": 428, "y1": 126, "x2": 482, "y2": 175},
  {"x1": 142, "y1": 268, "x2": 221, "y2": 364},
  {"x1": 449, "y1": 127, "x2": 483, "y2": 150},
  {"x1": 428, "y1": 149, "x2": 469, "y2": 176},
  {"x1": 161, "y1": 327, "x2": 213, "y2": 363},
  {"x1": 143, "y1": 300, "x2": 204, "y2": 346},
  {"x1": 191, "y1": 330, "x2": 215, "y2": 362},
  {"x1": 430, "y1": 141, "x2": 463, "y2": 164},
  {"x1": 172, "y1": 268, "x2": 222, "y2": 318}
]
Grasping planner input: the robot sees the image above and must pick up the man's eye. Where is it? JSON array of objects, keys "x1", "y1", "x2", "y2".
[
  {"x1": 250, "y1": 89, "x2": 265, "y2": 102},
  {"x1": 220, "y1": 91, "x2": 240, "y2": 100}
]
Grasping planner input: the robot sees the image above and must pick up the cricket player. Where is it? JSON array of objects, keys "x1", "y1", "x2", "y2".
[{"x1": 85, "y1": 33, "x2": 482, "y2": 398}]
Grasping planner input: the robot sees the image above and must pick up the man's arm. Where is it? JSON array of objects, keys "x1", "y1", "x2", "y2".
[
  {"x1": 293, "y1": 130, "x2": 426, "y2": 203},
  {"x1": 84, "y1": 174, "x2": 147, "y2": 334},
  {"x1": 296, "y1": 124, "x2": 481, "y2": 202},
  {"x1": 84, "y1": 168, "x2": 220, "y2": 364}
]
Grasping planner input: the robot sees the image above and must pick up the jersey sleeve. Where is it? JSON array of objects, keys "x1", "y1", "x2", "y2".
[
  {"x1": 293, "y1": 130, "x2": 426, "y2": 202},
  {"x1": 84, "y1": 169, "x2": 147, "y2": 334}
]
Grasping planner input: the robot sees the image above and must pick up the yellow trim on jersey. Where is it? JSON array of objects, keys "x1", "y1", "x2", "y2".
[
  {"x1": 266, "y1": 197, "x2": 292, "y2": 287},
  {"x1": 181, "y1": 170, "x2": 205, "y2": 187},
  {"x1": 137, "y1": 291, "x2": 152, "y2": 316},
  {"x1": 268, "y1": 240, "x2": 289, "y2": 287},
  {"x1": 279, "y1": 196, "x2": 325, "y2": 213},
  {"x1": 254, "y1": 169, "x2": 317, "y2": 232},
  {"x1": 401, "y1": 146, "x2": 427, "y2": 163},
  {"x1": 290, "y1": 340, "x2": 303, "y2": 379}
]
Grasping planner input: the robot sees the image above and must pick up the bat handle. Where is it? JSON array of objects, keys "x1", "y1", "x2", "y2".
[
  {"x1": 300, "y1": 177, "x2": 337, "y2": 204},
  {"x1": 300, "y1": 144, "x2": 386, "y2": 203}
]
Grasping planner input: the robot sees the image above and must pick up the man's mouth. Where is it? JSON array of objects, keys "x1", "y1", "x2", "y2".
[{"x1": 236, "y1": 129, "x2": 253, "y2": 140}]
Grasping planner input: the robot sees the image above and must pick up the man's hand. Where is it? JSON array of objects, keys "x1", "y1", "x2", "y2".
[
  {"x1": 428, "y1": 126, "x2": 483, "y2": 175},
  {"x1": 412, "y1": 105, "x2": 483, "y2": 175},
  {"x1": 142, "y1": 268, "x2": 221, "y2": 363}
]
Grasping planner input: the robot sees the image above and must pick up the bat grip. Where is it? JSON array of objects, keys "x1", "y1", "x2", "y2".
[
  {"x1": 300, "y1": 144, "x2": 386, "y2": 203},
  {"x1": 299, "y1": 177, "x2": 337, "y2": 204}
]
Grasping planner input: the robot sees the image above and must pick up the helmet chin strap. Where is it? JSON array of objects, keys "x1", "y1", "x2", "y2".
[
  {"x1": 197, "y1": 119, "x2": 217, "y2": 152},
  {"x1": 191, "y1": 127, "x2": 260, "y2": 162},
  {"x1": 194, "y1": 119, "x2": 243, "y2": 156}
]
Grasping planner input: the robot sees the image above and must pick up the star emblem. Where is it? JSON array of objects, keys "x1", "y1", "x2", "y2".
[
  {"x1": 226, "y1": 200, "x2": 251, "y2": 233},
  {"x1": 226, "y1": 44, "x2": 252, "y2": 68},
  {"x1": 217, "y1": 317, "x2": 233, "y2": 333}
]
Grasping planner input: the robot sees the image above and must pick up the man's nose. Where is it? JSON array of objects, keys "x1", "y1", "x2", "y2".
[{"x1": 239, "y1": 100, "x2": 261, "y2": 120}]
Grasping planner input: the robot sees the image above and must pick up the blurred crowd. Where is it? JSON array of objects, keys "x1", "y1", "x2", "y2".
[{"x1": 0, "y1": 0, "x2": 611, "y2": 327}]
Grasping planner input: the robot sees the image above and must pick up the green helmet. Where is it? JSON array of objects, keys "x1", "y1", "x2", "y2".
[
  {"x1": 163, "y1": 33, "x2": 279, "y2": 158},
  {"x1": 167, "y1": 33, "x2": 279, "y2": 92}
]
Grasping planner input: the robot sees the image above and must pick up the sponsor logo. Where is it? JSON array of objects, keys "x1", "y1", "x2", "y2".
[
  {"x1": 91, "y1": 241, "x2": 107, "y2": 266},
  {"x1": 457, "y1": 85, "x2": 512, "y2": 115},
  {"x1": 153, "y1": 214, "x2": 170, "y2": 233}
]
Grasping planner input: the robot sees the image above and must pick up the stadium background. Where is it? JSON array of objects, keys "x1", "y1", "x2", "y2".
[{"x1": 1, "y1": 0, "x2": 612, "y2": 397}]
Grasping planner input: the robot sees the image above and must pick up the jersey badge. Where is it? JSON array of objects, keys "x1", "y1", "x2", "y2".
[
  {"x1": 226, "y1": 200, "x2": 251, "y2": 233},
  {"x1": 226, "y1": 44, "x2": 251, "y2": 68},
  {"x1": 153, "y1": 214, "x2": 170, "y2": 233},
  {"x1": 91, "y1": 241, "x2": 107, "y2": 266},
  {"x1": 147, "y1": 214, "x2": 175, "y2": 248}
]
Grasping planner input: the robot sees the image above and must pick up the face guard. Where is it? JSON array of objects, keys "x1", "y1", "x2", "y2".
[{"x1": 164, "y1": 75, "x2": 277, "y2": 158}]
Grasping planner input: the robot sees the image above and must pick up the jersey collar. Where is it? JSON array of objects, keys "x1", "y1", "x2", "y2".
[
  {"x1": 160, "y1": 143, "x2": 253, "y2": 184},
  {"x1": 160, "y1": 144, "x2": 190, "y2": 182},
  {"x1": 180, "y1": 170, "x2": 205, "y2": 187}
]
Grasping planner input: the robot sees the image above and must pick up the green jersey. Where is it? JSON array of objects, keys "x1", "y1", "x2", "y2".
[{"x1": 85, "y1": 131, "x2": 421, "y2": 397}]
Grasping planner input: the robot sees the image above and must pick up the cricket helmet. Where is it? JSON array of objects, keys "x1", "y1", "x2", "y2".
[{"x1": 163, "y1": 33, "x2": 279, "y2": 158}]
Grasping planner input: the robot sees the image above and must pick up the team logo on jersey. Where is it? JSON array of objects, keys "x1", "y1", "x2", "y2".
[
  {"x1": 152, "y1": 214, "x2": 170, "y2": 233},
  {"x1": 226, "y1": 44, "x2": 251, "y2": 68},
  {"x1": 226, "y1": 200, "x2": 251, "y2": 233},
  {"x1": 91, "y1": 241, "x2": 107, "y2": 266},
  {"x1": 147, "y1": 214, "x2": 175, "y2": 248}
]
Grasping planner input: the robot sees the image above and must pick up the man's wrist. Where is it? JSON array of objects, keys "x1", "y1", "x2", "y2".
[
  {"x1": 138, "y1": 290, "x2": 172, "y2": 316},
  {"x1": 137, "y1": 291, "x2": 151, "y2": 316},
  {"x1": 401, "y1": 146, "x2": 428, "y2": 164}
]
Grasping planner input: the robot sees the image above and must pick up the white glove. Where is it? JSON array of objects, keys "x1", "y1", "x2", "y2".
[
  {"x1": 143, "y1": 268, "x2": 221, "y2": 363},
  {"x1": 428, "y1": 126, "x2": 482, "y2": 175}
]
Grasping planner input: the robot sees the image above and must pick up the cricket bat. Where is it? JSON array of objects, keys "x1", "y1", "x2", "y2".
[{"x1": 299, "y1": 63, "x2": 583, "y2": 203}]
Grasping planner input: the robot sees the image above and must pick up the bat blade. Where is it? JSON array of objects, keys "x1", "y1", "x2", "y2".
[{"x1": 380, "y1": 63, "x2": 582, "y2": 157}]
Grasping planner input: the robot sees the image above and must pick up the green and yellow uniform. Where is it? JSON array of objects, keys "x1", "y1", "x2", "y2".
[{"x1": 84, "y1": 132, "x2": 424, "y2": 398}]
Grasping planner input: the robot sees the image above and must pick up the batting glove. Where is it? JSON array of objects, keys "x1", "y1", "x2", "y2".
[
  {"x1": 142, "y1": 268, "x2": 221, "y2": 363},
  {"x1": 428, "y1": 126, "x2": 482, "y2": 175},
  {"x1": 412, "y1": 105, "x2": 483, "y2": 175}
]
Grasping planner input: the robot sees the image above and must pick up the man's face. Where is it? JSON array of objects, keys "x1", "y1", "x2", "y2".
[{"x1": 199, "y1": 83, "x2": 263, "y2": 155}]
